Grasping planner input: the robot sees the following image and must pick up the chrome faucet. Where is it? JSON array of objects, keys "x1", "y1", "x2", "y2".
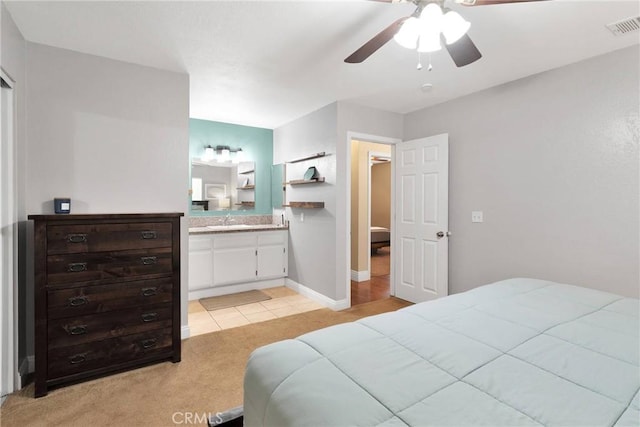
[{"x1": 222, "y1": 212, "x2": 235, "y2": 226}]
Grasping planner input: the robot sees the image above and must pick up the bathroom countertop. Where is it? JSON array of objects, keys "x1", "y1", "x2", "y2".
[{"x1": 188, "y1": 224, "x2": 288, "y2": 234}]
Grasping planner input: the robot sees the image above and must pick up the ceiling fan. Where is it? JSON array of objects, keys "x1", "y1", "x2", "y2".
[{"x1": 345, "y1": 0, "x2": 547, "y2": 67}]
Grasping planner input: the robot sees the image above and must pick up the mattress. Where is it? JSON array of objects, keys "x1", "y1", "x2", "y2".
[
  {"x1": 371, "y1": 226, "x2": 390, "y2": 243},
  {"x1": 243, "y1": 278, "x2": 640, "y2": 426}
]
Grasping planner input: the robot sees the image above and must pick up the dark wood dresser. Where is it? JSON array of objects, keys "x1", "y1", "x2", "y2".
[{"x1": 28, "y1": 213, "x2": 183, "y2": 397}]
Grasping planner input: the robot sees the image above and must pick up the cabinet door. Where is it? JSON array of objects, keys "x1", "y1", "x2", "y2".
[
  {"x1": 213, "y1": 234, "x2": 257, "y2": 285},
  {"x1": 257, "y1": 231, "x2": 288, "y2": 280},
  {"x1": 188, "y1": 235, "x2": 214, "y2": 291}
]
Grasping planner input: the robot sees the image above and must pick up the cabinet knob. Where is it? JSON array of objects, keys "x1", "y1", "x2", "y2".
[
  {"x1": 140, "y1": 338, "x2": 157, "y2": 349},
  {"x1": 68, "y1": 325, "x2": 88, "y2": 335},
  {"x1": 140, "y1": 287, "x2": 158, "y2": 297},
  {"x1": 141, "y1": 312, "x2": 158, "y2": 322},
  {"x1": 67, "y1": 262, "x2": 88, "y2": 272},
  {"x1": 69, "y1": 354, "x2": 87, "y2": 365},
  {"x1": 140, "y1": 256, "x2": 157, "y2": 265},
  {"x1": 68, "y1": 296, "x2": 89, "y2": 307},
  {"x1": 66, "y1": 233, "x2": 87, "y2": 243},
  {"x1": 141, "y1": 230, "x2": 157, "y2": 240}
]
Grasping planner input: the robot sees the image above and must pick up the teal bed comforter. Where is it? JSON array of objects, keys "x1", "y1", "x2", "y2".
[{"x1": 243, "y1": 278, "x2": 639, "y2": 426}]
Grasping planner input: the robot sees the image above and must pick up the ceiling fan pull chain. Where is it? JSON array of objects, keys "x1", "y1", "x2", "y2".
[{"x1": 417, "y1": 52, "x2": 423, "y2": 70}]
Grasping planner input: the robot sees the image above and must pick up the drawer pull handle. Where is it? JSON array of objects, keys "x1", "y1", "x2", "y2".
[
  {"x1": 141, "y1": 230, "x2": 158, "y2": 240},
  {"x1": 141, "y1": 312, "x2": 158, "y2": 322},
  {"x1": 68, "y1": 296, "x2": 88, "y2": 307},
  {"x1": 141, "y1": 256, "x2": 157, "y2": 265},
  {"x1": 67, "y1": 233, "x2": 87, "y2": 243},
  {"x1": 69, "y1": 354, "x2": 86, "y2": 365},
  {"x1": 68, "y1": 325, "x2": 88, "y2": 335},
  {"x1": 141, "y1": 287, "x2": 157, "y2": 297},
  {"x1": 141, "y1": 338, "x2": 157, "y2": 349},
  {"x1": 68, "y1": 262, "x2": 87, "y2": 272}
]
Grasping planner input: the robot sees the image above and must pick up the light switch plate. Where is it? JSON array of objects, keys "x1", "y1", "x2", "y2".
[{"x1": 472, "y1": 211, "x2": 483, "y2": 223}]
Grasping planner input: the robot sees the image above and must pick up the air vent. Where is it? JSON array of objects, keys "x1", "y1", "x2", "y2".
[{"x1": 606, "y1": 17, "x2": 640, "y2": 36}]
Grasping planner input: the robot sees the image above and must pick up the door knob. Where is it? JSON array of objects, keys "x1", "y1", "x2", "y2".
[{"x1": 437, "y1": 231, "x2": 451, "y2": 239}]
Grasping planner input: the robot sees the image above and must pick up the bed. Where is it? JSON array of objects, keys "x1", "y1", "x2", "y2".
[
  {"x1": 371, "y1": 226, "x2": 390, "y2": 253},
  {"x1": 243, "y1": 278, "x2": 639, "y2": 426}
]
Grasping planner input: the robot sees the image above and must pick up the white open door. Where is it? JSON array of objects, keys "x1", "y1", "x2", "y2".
[{"x1": 394, "y1": 134, "x2": 449, "y2": 303}]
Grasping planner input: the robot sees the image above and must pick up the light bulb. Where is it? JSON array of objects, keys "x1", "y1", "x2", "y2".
[
  {"x1": 418, "y1": 28, "x2": 441, "y2": 53},
  {"x1": 442, "y1": 11, "x2": 470, "y2": 45},
  {"x1": 394, "y1": 17, "x2": 420, "y2": 49},
  {"x1": 203, "y1": 146, "x2": 214, "y2": 161}
]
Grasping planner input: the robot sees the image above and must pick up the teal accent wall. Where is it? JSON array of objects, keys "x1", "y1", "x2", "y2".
[{"x1": 189, "y1": 118, "x2": 273, "y2": 216}]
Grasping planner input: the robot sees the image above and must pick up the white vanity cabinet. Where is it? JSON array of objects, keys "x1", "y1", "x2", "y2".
[
  {"x1": 213, "y1": 233, "x2": 258, "y2": 285},
  {"x1": 257, "y1": 232, "x2": 288, "y2": 279},
  {"x1": 188, "y1": 229, "x2": 288, "y2": 299},
  {"x1": 188, "y1": 234, "x2": 214, "y2": 291}
]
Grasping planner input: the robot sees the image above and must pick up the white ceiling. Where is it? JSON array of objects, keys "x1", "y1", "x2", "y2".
[{"x1": 4, "y1": 0, "x2": 639, "y2": 129}]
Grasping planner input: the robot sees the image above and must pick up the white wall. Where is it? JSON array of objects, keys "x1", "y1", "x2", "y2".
[
  {"x1": 404, "y1": 46, "x2": 639, "y2": 298},
  {"x1": 25, "y1": 43, "x2": 190, "y2": 354},
  {"x1": 274, "y1": 103, "x2": 338, "y2": 300}
]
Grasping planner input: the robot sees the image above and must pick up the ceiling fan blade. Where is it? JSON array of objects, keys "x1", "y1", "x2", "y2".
[
  {"x1": 345, "y1": 17, "x2": 407, "y2": 63},
  {"x1": 444, "y1": 33, "x2": 482, "y2": 67},
  {"x1": 459, "y1": 0, "x2": 548, "y2": 5}
]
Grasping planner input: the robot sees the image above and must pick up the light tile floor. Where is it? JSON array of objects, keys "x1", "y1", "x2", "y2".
[{"x1": 188, "y1": 287, "x2": 324, "y2": 337}]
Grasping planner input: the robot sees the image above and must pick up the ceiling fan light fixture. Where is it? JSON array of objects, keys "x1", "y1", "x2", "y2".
[
  {"x1": 393, "y1": 16, "x2": 421, "y2": 49},
  {"x1": 420, "y1": 3, "x2": 443, "y2": 26},
  {"x1": 442, "y1": 11, "x2": 471, "y2": 45},
  {"x1": 417, "y1": 27, "x2": 442, "y2": 53}
]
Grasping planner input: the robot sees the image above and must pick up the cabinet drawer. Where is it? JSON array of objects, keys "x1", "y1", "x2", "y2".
[
  {"x1": 47, "y1": 222, "x2": 172, "y2": 255},
  {"x1": 48, "y1": 277, "x2": 173, "y2": 319},
  {"x1": 47, "y1": 247, "x2": 172, "y2": 285},
  {"x1": 48, "y1": 303, "x2": 172, "y2": 349},
  {"x1": 48, "y1": 328, "x2": 173, "y2": 379},
  {"x1": 258, "y1": 231, "x2": 287, "y2": 246}
]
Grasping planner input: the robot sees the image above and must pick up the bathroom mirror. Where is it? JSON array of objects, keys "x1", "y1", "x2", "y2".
[
  {"x1": 191, "y1": 160, "x2": 255, "y2": 212},
  {"x1": 271, "y1": 164, "x2": 285, "y2": 209}
]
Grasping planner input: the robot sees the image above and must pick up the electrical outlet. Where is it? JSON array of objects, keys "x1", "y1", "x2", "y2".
[{"x1": 471, "y1": 211, "x2": 483, "y2": 223}]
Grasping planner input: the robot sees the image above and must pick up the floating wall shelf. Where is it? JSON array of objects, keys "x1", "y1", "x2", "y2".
[
  {"x1": 286, "y1": 177, "x2": 326, "y2": 185},
  {"x1": 283, "y1": 201, "x2": 325, "y2": 209},
  {"x1": 286, "y1": 152, "x2": 326, "y2": 164},
  {"x1": 236, "y1": 201, "x2": 255, "y2": 207},
  {"x1": 238, "y1": 185, "x2": 255, "y2": 190}
]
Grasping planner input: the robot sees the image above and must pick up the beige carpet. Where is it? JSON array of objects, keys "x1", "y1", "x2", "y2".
[
  {"x1": 199, "y1": 290, "x2": 271, "y2": 311},
  {"x1": 0, "y1": 297, "x2": 411, "y2": 427}
]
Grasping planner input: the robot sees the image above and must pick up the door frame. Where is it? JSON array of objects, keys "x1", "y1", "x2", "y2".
[
  {"x1": 0, "y1": 68, "x2": 18, "y2": 402},
  {"x1": 367, "y1": 150, "x2": 392, "y2": 280},
  {"x1": 345, "y1": 132, "x2": 401, "y2": 308}
]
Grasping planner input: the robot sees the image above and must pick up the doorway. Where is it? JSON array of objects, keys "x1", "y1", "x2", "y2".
[
  {"x1": 0, "y1": 71, "x2": 17, "y2": 402},
  {"x1": 350, "y1": 140, "x2": 394, "y2": 306}
]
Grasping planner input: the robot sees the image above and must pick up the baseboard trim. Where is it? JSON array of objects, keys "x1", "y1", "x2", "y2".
[
  {"x1": 17, "y1": 355, "x2": 35, "y2": 389},
  {"x1": 181, "y1": 325, "x2": 191, "y2": 340},
  {"x1": 350, "y1": 270, "x2": 370, "y2": 282},
  {"x1": 285, "y1": 279, "x2": 349, "y2": 311}
]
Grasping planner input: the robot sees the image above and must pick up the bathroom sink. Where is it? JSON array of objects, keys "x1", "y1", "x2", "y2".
[{"x1": 206, "y1": 224, "x2": 252, "y2": 231}]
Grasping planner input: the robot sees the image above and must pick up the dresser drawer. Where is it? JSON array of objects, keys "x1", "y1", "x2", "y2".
[
  {"x1": 48, "y1": 328, "x2": 173, "y2": 379},
  {"x1": 48, "y1": 304, "x2": 172, "y2": 349},
  {"x1": 46, "y1": 247, "x2": 172, "y2": 285},
  {"x1": 47, "y1": 222, "x2": 172, "y2": 255},
  {"x1": 47, "y1": 277, "x2": 173, "y2": 319}
]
